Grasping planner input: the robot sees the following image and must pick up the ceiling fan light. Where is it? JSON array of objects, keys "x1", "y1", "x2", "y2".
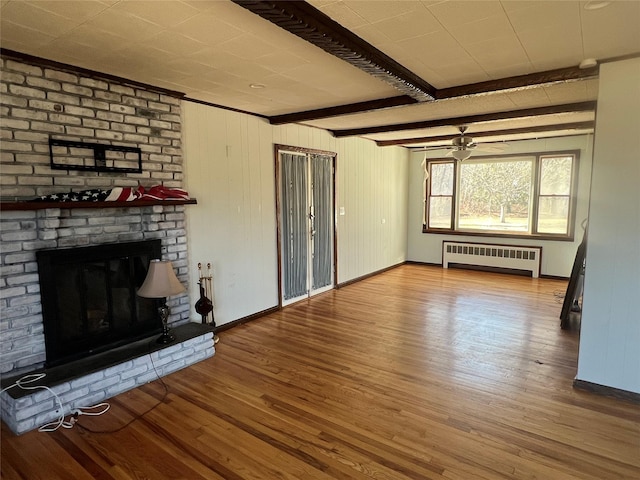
[{"x1": 452, "y1": 150, "x2": 472, "y2": 161}]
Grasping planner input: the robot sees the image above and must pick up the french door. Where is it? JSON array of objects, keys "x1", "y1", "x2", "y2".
[{"x1": 277, "y1": 148, "x2": 335, "y2": 306}]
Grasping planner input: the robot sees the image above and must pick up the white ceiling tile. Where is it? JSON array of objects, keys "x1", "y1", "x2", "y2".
[
  {"x1": 505, "y1": 88, "x2": 551, "y2": 108},
  {"x1": 140, "y1": 31, "x2": 209, "y2": 57},
  {"x1": 499, "y1": 1, "x2": 540, "y2": 14},
  {"x1": 465, "y1": 36, "x2": 529, "y2": 70},
  {"x1": 55, "y1": 24, "x2": 134, "y2": 53},
  {"x1": 581, "y1": 1, "x2": 640, "y2": 59},
  {"x1": 28, "y1": 0, "x2": 111, "y2": 22},
  {"x1": 506, "y1": 1, "x2": 581, "y2": 32},
  {"x1": 542, "y1": 81, "x2": 592, "y2": 104},
  {"x1": 428, "y1": 1, "x2": 506, "y2": 26},
  {"x1": 351, "y1": 23, "x2": 396, "y2": 48},
  {"x1": 169, "y1": 11, "x2": 244, "y2": 46},
  {"x1": 253, "y1": 52, "x2": 311, "y2": 75},
  {"x1": 434, "y1": 63, "x2": 491, "y2": 86},
  {"x1": 0, "y1": 1, "x2": 79, "y2": 37},
  {"x1": 342, "y1": 0, "x2": 417, "y2": 24},
  {"x1": 309, "y1": 0, "x2": 369, "y2": 30},
  {"x1": 184, "y1": 47, "x2": 241, "y2": 68},
  {"x1": 397, "y1": 30, "x2": 473, "y2": 69},
  {"x1": 110, "y1": 0, "x2": 201, "y2": 27},
  {"x1": 484, "y1": 62, "x2": 535, "y2": 80},
  {"x1": 585, "y1": 79, "x2": 599, "y2": 98},
  {"x1": 218, "y1": 60, "x2": 280, "y2": 85},
  {"x1": 369, "y1": 5, "x2": 442, "y2": 42},
  {"x1": 163, "y1": 58, "x2": 220, "y2": 79},
  {"x1": 518, "y1": 25, "x2": 584, "y2": 70},
  {"x1": 218, "y1": 33, "x2": 278, "y2": 61},
  {"x1": 175, "y1": 75, "x2": 231, "y2": 93},
  {"x1": 0, "y1": 20, "x2": 57, "y2": 50},
  {"x1": 81, "y1": 8, "x2": 165, "y2": 43},
  {"x1": 447, "y1": 14, "x2": 515, "y2": 46}
]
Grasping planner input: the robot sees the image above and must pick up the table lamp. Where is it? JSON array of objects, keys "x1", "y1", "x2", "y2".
[{"x1": 137, "y1": 259, "x2": 185, "y2": 344}]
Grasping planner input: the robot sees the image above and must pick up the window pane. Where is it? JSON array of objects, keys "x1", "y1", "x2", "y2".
[
  {"x1": 537, "y1": 196, "x2": 569, "y2": 234},
  {"x1": 540, "y1": 156, "x2": 572, "y2": 195},
  {"x1": 430, "y1": 162, "x2": 453, "y2": 195},
  {"x1": 429, "y1": 197, "x2": 452, "y2": 229},
  {"x1": 458, "y1": 159, "x2": 532, "y2": 232}
]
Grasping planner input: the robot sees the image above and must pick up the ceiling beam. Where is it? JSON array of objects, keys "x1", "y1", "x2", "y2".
[
  {"x1": 269, "y1": 95, "x2": 417, "y2": 125},
  {"x1": 231, "y1": 0, "x2": 436, "y2": 102},
  {"x1": 266, "y1": 65, "x2": 599, "y2": 125},
  {"x1": 331, "y1": 101, "x2": 597, "y2": 137},
  {"x1": 435, "y1": 65, "x2": 598, "y2": 100},
  {"x1": 376, "y1": 121, "x2": 596, "y2": 147}
]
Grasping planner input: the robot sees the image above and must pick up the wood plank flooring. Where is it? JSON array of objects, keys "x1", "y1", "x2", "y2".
[{"x1": 2, "y1": 265, "x2": 639, "y2": 479}]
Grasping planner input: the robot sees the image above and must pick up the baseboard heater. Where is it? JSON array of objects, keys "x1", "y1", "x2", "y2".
[{"x1": 442, "y1": 241, "x2": 541, "y2": 278}]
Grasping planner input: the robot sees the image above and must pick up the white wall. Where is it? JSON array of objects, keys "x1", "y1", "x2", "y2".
[
  {"x1": 406, "y1": 135, "x2": 593, "y2": 277},
  {"x1": 577, "y1": 58, "x2": 640, "y2": 394},
  {"x1": 183, "y1": 102, "x2": 408, "y2": 326}
]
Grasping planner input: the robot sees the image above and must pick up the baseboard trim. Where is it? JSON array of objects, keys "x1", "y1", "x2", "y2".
[
  {"x1": 405, "y1": 260, "x2": 442, "y2": 267},
  {"x1": 541, "y1": 274, "x2": 570, "y2": 280},
  {"x1": 214, "y1": 305, "x2": 281, "y2": 333},
  {"x1": 407, "y1": 261, "x2": 569, "y2": 280},
  {"x1": 336, "y1": 261, "x2": 405, "y2": 289},
  {"x1": 573, "y1": 379, "x2": 640, "y2": 403}
]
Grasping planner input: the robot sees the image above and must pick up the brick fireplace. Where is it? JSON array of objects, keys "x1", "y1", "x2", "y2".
[{"x1": 0, "y1": 54, "x2": 214, "y2": 434}]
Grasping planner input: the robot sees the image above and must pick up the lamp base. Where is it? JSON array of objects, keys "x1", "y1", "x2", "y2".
[
  {"x1": 156, "y1": 303, "x2": 175, "y2": 344},
  {"x1": 156, "y1": 331, "x2": 175, "y2": 344}
]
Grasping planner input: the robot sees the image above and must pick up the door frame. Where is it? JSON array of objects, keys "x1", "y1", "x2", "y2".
[{"x1": 274, "y1": 144, "x2": 337, "y2": 307}]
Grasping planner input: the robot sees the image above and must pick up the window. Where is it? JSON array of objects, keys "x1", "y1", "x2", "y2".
[{"x1": 424, "y1": 151, "x2": 578, "y2": 239}]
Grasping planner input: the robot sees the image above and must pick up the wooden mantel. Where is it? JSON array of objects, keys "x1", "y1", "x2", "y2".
[{"x1": 0, "y1": 199, "x2": 197, "y2": 211}]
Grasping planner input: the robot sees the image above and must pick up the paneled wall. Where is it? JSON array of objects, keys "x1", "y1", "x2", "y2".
[
  {"x1": 406, "y1": 135, "x2": 594, "y2": 277},
  {"x1": 577, "y1": 58, "x2": 640, "y2": 394},
  {"x1": 183, "y1": 102, "x2": 408, "y2": 327}
]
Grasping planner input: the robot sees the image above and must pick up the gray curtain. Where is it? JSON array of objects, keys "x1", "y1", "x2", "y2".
[
  {"x1": 311, "y1": 154, "x2": 333, "y2": 289},
  {"x1": 281, "y1": 153, "x2": 308, "y2": 300}
]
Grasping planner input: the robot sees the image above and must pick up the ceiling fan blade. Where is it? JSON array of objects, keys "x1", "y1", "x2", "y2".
[
  {"x1": 473, "y1": 142, "x2": 509, "y2": 153},
  {"x1": 412, "y1": 145, "x2": 454, "y2": 152}
]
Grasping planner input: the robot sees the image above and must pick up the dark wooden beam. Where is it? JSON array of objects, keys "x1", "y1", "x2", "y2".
[
  {"x1": 265, "y1": 65, "x2": 600, "y2": 125},
  {"x1": 377, "y1": 121, "x2": 596, "y2": 147},
  {"x1": 185, "y1": 97, "x2": 269, "y2": 119},
  {"x1": 231, "y1": 0, "x2": 436, "y2": 101},
  {"x1": 269, "y1": 95, "x2": 417, "y2": 125},
  {"x1": 436, "y1": 65, "x2": 598, "y2": 100},
  {"x1": 331, "y1": 101, "x2": 597, "y2": 137}
]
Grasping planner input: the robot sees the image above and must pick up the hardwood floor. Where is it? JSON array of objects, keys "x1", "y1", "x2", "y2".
[{"x1": 2, "y1": 265, "x2": 639, "y2": 479}]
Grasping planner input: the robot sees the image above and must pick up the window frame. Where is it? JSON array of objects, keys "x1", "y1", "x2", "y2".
[
  {"x1": 425, "y1": 160, "x2": 456, "y2": 231},
  {"x1": 422, "y1": 150, "x2": 580, "y2": 241}
]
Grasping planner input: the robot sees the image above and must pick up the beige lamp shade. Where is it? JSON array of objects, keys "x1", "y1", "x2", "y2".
[{"x1": 137, "y1": 260, "x2": 185, "y2": 298}]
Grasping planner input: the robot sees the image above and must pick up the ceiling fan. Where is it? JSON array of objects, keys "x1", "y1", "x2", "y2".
[{"x1": 415, "y1": 126, "x2": 508, "y2": 160}]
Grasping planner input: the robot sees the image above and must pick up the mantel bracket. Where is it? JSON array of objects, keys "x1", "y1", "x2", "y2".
[{"x1": 49, "y1": 138, "x2": 142, "y2": 174}]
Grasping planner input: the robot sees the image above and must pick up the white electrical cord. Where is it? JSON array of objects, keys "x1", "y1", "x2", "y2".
[{"x1": 1, "y1": 372, "x2": 110, "y2": 432}]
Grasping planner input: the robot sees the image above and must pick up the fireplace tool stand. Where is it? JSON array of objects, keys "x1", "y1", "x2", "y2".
[{"x1": 195, "y1": 263, "x2": 219, "y2": 343}]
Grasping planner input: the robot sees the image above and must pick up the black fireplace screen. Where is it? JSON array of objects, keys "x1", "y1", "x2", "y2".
[{"x1": 37, "y1": 240, "x2": 162, "y2": 367}]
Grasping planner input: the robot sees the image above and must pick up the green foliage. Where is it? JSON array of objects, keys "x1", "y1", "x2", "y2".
[{"x1": 459, "y1": 160, "x2": 532, "y2": 218}]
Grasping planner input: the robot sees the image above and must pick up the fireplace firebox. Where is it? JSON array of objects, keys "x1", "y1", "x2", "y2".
[{"x1": 37, "y1": 240, "x2": 163, "y2": 367}]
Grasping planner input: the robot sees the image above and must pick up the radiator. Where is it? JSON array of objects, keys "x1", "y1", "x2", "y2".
[{"x1": 442, "y1": 241, "x2": 541, "y2": 278}]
